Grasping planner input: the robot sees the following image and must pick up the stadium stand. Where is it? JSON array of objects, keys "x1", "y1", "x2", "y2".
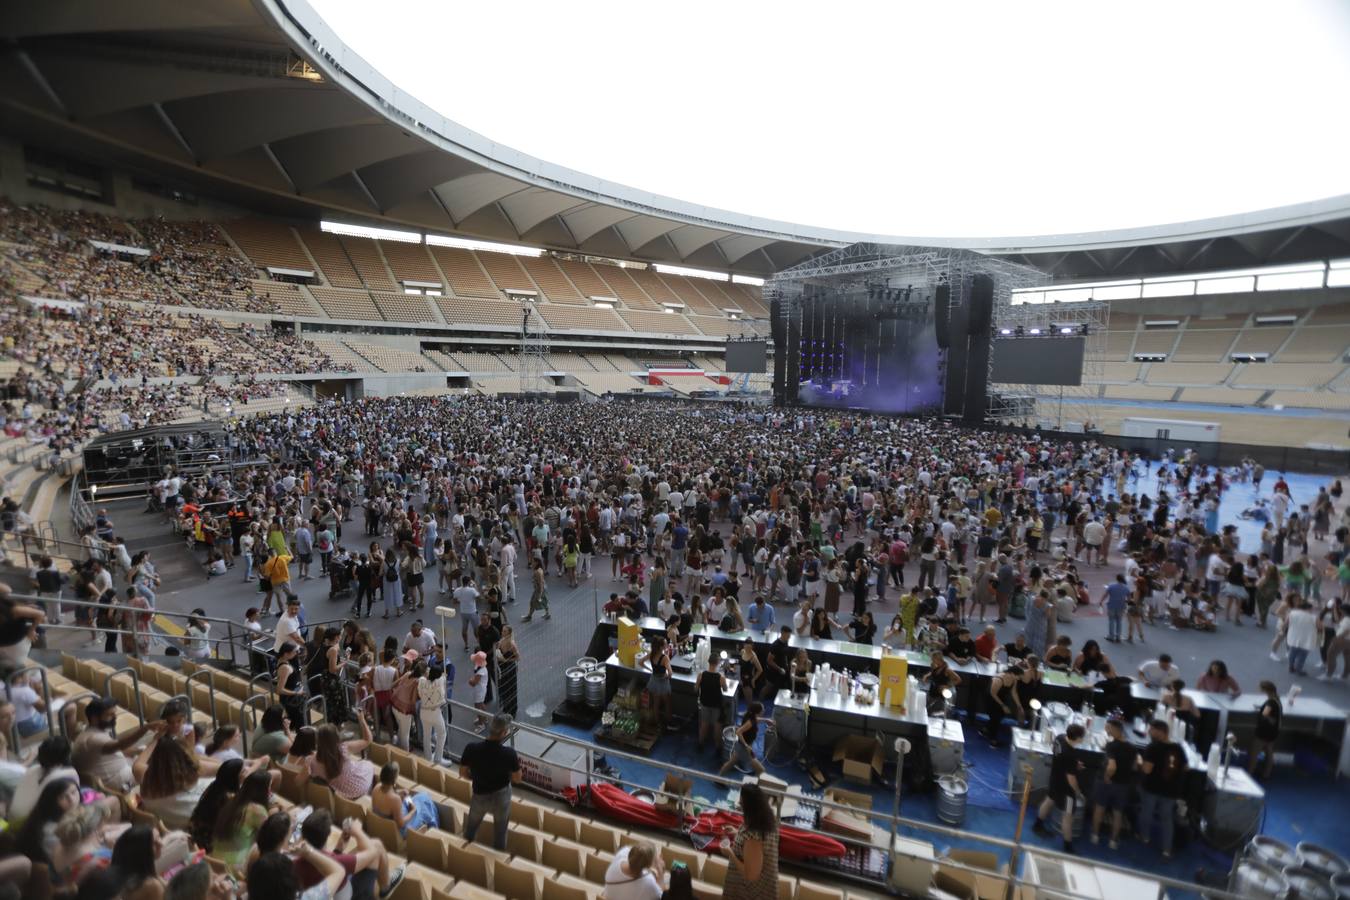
[
  {"x1": 248, "y1": 280, "x2": 325, "y2": 317},
  {"x1": 423, "y1": 349, "x2": 467, "y2": 371},
  {"x1": 1102, "y1": 384, "x2": 1178, "y2": 401},
  {"x1": 337, "y1": 236, "x2": 398, "y2": 291},
  {"x1": 436, "y1": 295, "x2": 527, "y2": 328},
  {"x1": 1172, "y1": 327, "x2": 1241, "y2": 362},
  {"x1": 572, "y1": 371, "x2": 646, "y2": 394},
  {"x1": 654, "y1": 273, "x2": 722, "y2": 316},
  {"x1": 475, "y1": 251, "x2": 538, "y2": 295},
  {"x1": 537, "y1": 304, "x2": 628, "y2": 332},
  {"x1": 688, "y1": 315, "x2": 740, "y2": 337},
  {"x1": 626, "y1": 268, "x2": 679, "y2": 306},
  {"x1": 297, "y1": 228, "x2": 365, "y2": 289},
  {"x1": 593, "y1": 265, "x2": 660, "y2": 311},
  {"x1": 544, "y1": 354, "x2": 598, "y2": 373},
  {"x1": 341, "y1": 339, "x2": 436, "y2": 372},
  {"x1": 1231, "y1": 361, "x2": 1346, "y2": 388},
  {"x1": 1278, "y1": 324, "x2": 1350, "y2": 362},
  {"x1": 1143, "y1": 363, "x2": 1235, "y2": 385},
  {"x1": 380, "y1": 240, "x2": 445, "y2": 289},
  {"x1": 553, "y1": 259, "x2": 614, "y2": 301},
  {"x1": 518, "y1": 256, "x2": 583, "y2": 303},
  {"x1": 309, "y1": 286, "x2": 384, "y2": 321},
  {"x1": 620, "y1": 309, "x2": 699, "y2": 335},
  {"x1": 1177, "y1": 387, "x2": 1267, "y2": 405},
  {"x1": 452, "y1": 351, "x2": 514, "y2": 372},
  {"x1": 305, "y1": 337, "x2": 379, "y2": 372},
  {"x1": 223, "y1": 219, "x2": 314, "y2": 272},
  {"x1": 372, "y1": 291, "x2": 440, "y2": 323},
  {"x1": 429, "y1": 246, "x2": 499, "y2": 298}
]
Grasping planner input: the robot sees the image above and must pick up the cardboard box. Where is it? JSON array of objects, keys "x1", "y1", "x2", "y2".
[
  {"x1": 820, "y1": 786, "x2": 873, "y2": 841},
  {"x1": 654, "y1": 774, "x2": 693, "y2": 816},
  {"x1": 935, "y1": 849, "x2": 1009, "y2": 900},
  {"x1": 833, "y1": 734, "x2": 885, "y2": 783}
]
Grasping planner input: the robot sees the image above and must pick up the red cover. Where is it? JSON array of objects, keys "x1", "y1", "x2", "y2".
[
  {"x1": 561, "y1": 781, "x2": 686, "y2": 830},
  {"x1": 689, "y1": 810, "x2": 848, "y2": 860}
]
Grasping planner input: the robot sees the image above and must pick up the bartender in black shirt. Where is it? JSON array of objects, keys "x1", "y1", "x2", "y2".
[
  {"x1": 696, "y1": 655, "x2": 729, "y2": 756},
  {"x1": 1090, "y1": 718, "x2": 1135, "y2": 848},
  {"x1": 1032, "y1": 723, "x2": 1086, "y2": 853},
  {"x1": 1137, "y1": 719, "x2": 1186, "y2": 860},
  {"x1": 761, "y1": 626, "x2": 792, "y2": 701}
]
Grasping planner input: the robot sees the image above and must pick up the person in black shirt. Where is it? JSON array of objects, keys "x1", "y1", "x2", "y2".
[
  {"x1": 1004, "y1": 633, "x2": 1032, "y2": 661},
  {"x1": 847, "y1": 611, "x2": 877, "y2": 645},
  {"x1": 761, "y1": 627, "x2": 792, "y2": 701},
  {"x1": 696, "y1": 656, "x2": 729, "y2": 755},
  {"x1": 1247, "y1": 679, "x2": 1282, "y2": 780},
  {"x1": 983, "y1": 666, "x2": 1023, "y2": 746},
  {"x1": 922, "y1": 650, "x2": 962, "y2": 715},
  {"x1": 1137, "y1": 719, "x2": 1186, "y2": 859},
  {"x1": 1090, "y1": 718, "x2": 1135, "y2": 848},
  {"x1": 947, "y1": 628, "x2": 977, "y2": 665},
  {"x1": 1032, "y1": 723, "x2": 1086, "y2": 853},
  {"x1": 459, "y1": 713, "x2": 521, "y2": 850}
]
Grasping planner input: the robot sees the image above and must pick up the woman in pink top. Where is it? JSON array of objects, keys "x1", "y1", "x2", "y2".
[{"x1": 308, "y1": 715, "x2": 375, "y2": 801}]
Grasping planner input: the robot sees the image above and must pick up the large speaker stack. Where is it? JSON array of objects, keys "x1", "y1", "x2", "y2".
[{"x1": 941, "y1": 274, "x2": 993, "y2": 424}]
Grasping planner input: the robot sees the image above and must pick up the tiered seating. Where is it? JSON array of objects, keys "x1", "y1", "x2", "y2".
[
  {"x1": 452, "y1": 352, "x2": 514, "y2": 372},
  {"x1": 473, "y1": 376, "x2": 531, "y2": 395},
  {"x1": 688, "y1": 316, "x2": 740, "y2": 337},
  {"x1": 1171, "y1": 328, "x2": 1239, "y2": 362},
  {"x1": 626, "y1": 268, "x2": 679, "y2": 307},
  {"x1": 1096, "y1": 362, "x2": 1141, "y2": 383},
  {"x1": 518, "y1": 256, "x2": 583, "y2": 303},
  {"x1": 1143, "y1": 363, "x2": 1234, "y2": 385},
  {"x1": 297, "y1": 229, "x2": 364, "y2": 288},
  {"x1": 437, "y1": 296, "x2": 525, "y2": 328},
  {"x1": 429, "y1": 247, "x2": 498, "y2": 298},
  {"x1": 337, "y1": 237, "x2": 397, "y2": 291},
  {"x1": 657, "y1": 274, "x2": 723, "y2": 316},
  {"x1": 697, "y1": 279, "x2": 741, "y2": 312},
  {"x1": 306, "y1": 337, "x2": 379, "y2": 372},
  {"x1": 1178, "y1": 387, "x2": 1266, "y2": 405},
  {"x1": 1277, "y1": 325, "x2": 1350, "y2": 362},
  {"x1": 554, "y1": 259, "x2": 613, "y2": 300},
  {"x1": 593, "y1": 265, "x2": 660, "y2": 311},
  {"x1": 223, "y1": 219, "x2": 313, "y2": 272},
  {"x1": 372, "y1": 292, "x2": 439, "y2": 323},
  {"x1": 380, "y1": 240, "x2": 445, "y2": 289},
  {"x1": 1304, "y1": 303, "x2": 1350, "y2": 324},
  {"x1": 656, "y1": 374, "x2": 723, "y2": 395},
  {"x1": 343, "y1": 340, "x2": 436, "y2": 373},
  {"x1": 620, "y1": 309, "x2": 699, "y2": 335},
  {"x1": 1103, "y1": 384, "x2": 1178, "y2": 401},
  {"x1": 475, "y1": 251, "x2": 537, "y2": 295},
  {"x1": 729, "y1": 282, "x2": 770, "y2": 317},
  {"x1": 599, "y1": 353, "x2": 639, "y2": 372},
  {"x1": 309, "y1": 286, "x2": 383, "y2": 320},
  {"x1": 1, "y1": 252, "x2": 49, "y2": 293},
  {"x1": 1232, "y1": 362, "x2": 1346, "y2": 388},
  {"x1": 1131, "y1": 328, "x2": 1180, "y2": 357},
  {"x1": 1104, "y1": 330, "x2": 1136, "y2": 361},
  {"x1": 538, "y1": 304, "x2": 628, "y2": 332},
  {"x1": 248, "y1": 280, "x2": 325, "y2": 317},
  {"x1": 424, "y1": 350, "x2": 467, "y2": 371},
  {"x1": 1266, "y1": 390, "x2": 1350, "y2": 410},
  {"x1": 545, "y1": 354, "x2": 597, "y2": 373},
  {"x1": 1230, "y1": 325, "x2": 1292, "y2": 356}
]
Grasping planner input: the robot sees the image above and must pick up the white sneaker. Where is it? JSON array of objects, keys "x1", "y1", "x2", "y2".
[{"x1": 1270, "y1": 652, "x2": 1282, "y2": 662}]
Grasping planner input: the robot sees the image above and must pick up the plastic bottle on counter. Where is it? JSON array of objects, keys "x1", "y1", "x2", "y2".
[{"x1": 1206, "y1": 743, "x2": 1221, "y2": 781}]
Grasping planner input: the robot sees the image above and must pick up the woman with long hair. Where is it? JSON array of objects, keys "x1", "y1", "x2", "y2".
[
  {"x1": 274, "y1": 641, "x2": 306, "y2": 730},
  {"x1": 134, "y1": 732, "x2": 215, "y2": 830},
  {"x1": 308, "y1": 717, "x2": 376, "y2": 801},
  {"x1": 321, "y1": 627, "x2": 350, "y2": 726},
  {"x1": 718, "y1": 702, "x2": 766, "y2": 777},
  {"x1": 110, "y1": 825, "x2": 168, "y2": 900},
  {"x1": 720, "y1": 782, "x2": 779, "y2": 900},
  {"x1": 212, "y1": 769, "x2": 273, "y2": 868},
  {"x1": 14, "y1": 777, "x2": 81, "y2": 874},
  {"x1": 188, "y1": 757, "x2": 244, "y2": 852}
]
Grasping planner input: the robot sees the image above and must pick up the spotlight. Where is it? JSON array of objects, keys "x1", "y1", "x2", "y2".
[
  {"x1": 1060, "y1": 327, "x2": 1073, "y2": 334},
  {"x1": 1000, "y1": 328, "x2": 1012, "y2": 336},
  {"x1": 1029, "y1": 328, "x2": 1042, "y2": 335}
]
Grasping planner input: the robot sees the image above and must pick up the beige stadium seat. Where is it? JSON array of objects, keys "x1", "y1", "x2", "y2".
[
  {"x1": 223, "y1": 219, "x2": 312, "y2": 271},
  {"x1": 476, "y1": 250, "x2": 537, "y2": 294},
  {"x1": 430, "y1": 246, "x2": 499, "y2": 298},
  {"x1": 1233, "y1": 362, "x2": 1345, "y2": 388},
  {"x1": 657, "y1": 274, "x2": 723, "y2": 315},
  {"x1": 620, "y1": 309, "x2": 699, "y2": 335},
  {"x1": 518, "y1": 256, "x2": 583, "y2": 303},
  {"x1": 592, "y1": 265, "x2": 660, "y2": 310},
  {"x1": 553, "y1": 259, "x2": 613, "y2": 300},
  {"x1": 372, "y1": 292, "x2": 439, "y2": 323},
  {"x1": 1171, "y1": 328, "x2": 1239, "y2": 362},
  {"x1": 338, "y1": 236, "x2": 397, "y2": 290},
  {"x1": 1145, "y1": 363, "x2": 1234, "y2": 385},
  {"x1": 1131, "y1": 329, "x2": 1179, "y2": 356},
  {"x1": 298, "y1": 229, "x2": 364, "y2": 288},
  {"x1": 380, "y1": 240, "x2": 444, "y2": 287},
  {"x1": 309, "y1": 287, "x2": 383, "y2": 320},
  {"x1": 538, "y1": 304, "x2": 628, "y2": 332},
  {"x1": 437, "y1": 296, "x2": 524, "y2": 328},
  {"x1": 1277, "y1": 325, "x2": 1350, "y2": 362}
]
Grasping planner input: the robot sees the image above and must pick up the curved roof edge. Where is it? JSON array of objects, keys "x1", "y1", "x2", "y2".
[{"x1": 269, "y1": 0, "x2": 1350, "y2": 255}]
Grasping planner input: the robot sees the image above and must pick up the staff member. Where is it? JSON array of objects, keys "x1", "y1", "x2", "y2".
[
  {"x1": 1032, "y1": 723, "x2": 1086, "y2": 854},
  {"x1": 760, "y1": 626, "x2": 792, "y2": 701},
  {"x1": 1247, "y1": 680, "x2": 1282, "y2": 780},
  {"x1": 1137, "y1": 719, "x2": 1186, "y2": 860},
  {"x1": 697, "y1": 655, "x2": 729, "y2": 757},
  {"x1": 459, "y1": 713, "x2": 521, "y2": 851},
  {"x1": 983, "y1": 665, "x2": 1023, "y2": 747},
  {"x1": 1089, "y1": 718, "x2": 1134, "y2": 849}
]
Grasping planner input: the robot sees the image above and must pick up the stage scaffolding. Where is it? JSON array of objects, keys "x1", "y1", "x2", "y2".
[
  {"x1": 765, "y1": 243, "x2": 1046, "y2": 415},
  {"x1": 518, "y1": 302, "x2": 550, "y2": 395},
  {"x1": 987, "y1": 295, "x2": 1110, "y2": 432}
]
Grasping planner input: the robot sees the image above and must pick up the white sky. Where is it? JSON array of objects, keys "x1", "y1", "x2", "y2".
[{"x1": 308, "y1": 0, "x2": 1350, "y2": 239}]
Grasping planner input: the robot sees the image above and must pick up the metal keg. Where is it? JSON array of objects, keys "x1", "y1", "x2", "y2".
[
  {"x1": 1053, "y1": 795, "x2": 1086, "y2": 839},
  {"x1": 1330, "y1": 872, "x2": 1350, "y2": 900},
  {"x1": 936, "y1": 775, "x2": 968, "y2": 826},
  {"x1": 583, "y1": 672, "x2": 606, "y2": 709},
  {"x1": 1229, "y1": 859, "x2": 1289, "y2": 900},
  {"x1": 722, "y1": 726, "x2": 739, "y2": 760},
  {"x1": 1250, "y1": 836, "x2": 1301, "y2": 872},
  {"x1": 1285, "y1": 867, "x2": 1335, "y2": 900},
  {"x1": 1299, "y1": 844, "x2": 1350, "y2": 881},
  {"x1": 564, "y1": 667, "x2": 586, "y2": 704},
  {"x1": 577, "y1": 656, "x2": 599, "y2": 672}
]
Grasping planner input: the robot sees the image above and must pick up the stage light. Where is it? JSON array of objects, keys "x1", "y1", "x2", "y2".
[
  {"x1": 1059, "y1": 327, "x2": 1073, "y2": 334},
  {"x1": 1029, "y1": 328, "x2": 1042, "y2": 335},
  {"x1": 999, "y1": 328, "x2": 1012, "y2": 335}
]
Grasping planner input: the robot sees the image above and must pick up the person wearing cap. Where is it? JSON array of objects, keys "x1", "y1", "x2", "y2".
[
  {"x1": 71, "y1": 697, "x2": 161, "y2": 792},
  {"x1": 459, "y1": 713, "x2": 521, "y2": 851}
]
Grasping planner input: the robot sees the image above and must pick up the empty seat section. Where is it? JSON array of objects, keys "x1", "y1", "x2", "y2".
[
  {"x1": 1172, "y1": 328, "x2": 1239, "y2": 362},
  {"x1": 538, "y1": 305, "x2": 627, "y2": 332},
  {"x1": 619, "y1": 309, "x2": 699, "y2": 335},
  {"x1": 1231, "y1": 362, "x2": 1345, "y2": 388},
  {"x1": 1306, "y1": 303, "x2": 1350, "y2": 325},
  {"x1": 656, "y1": 274, "x2": 722, "y2": 315},
  {"x1": 372, "y1": 292, "x2": 439, "y2": 323},
  {"x1": 298, "y1": 229, "x2": 364, "y2": 288},
  {"x1": 223, "y1": 219, "x2": 311, "y2": 271},
  {"x1": 1231, "y1": 327, "x2": 1292, "y2": 355},
  {"x1": 545, "y1": 354, "x2": 597, "y2": 373},
  {"x1": 1278, "y1": 325, "x2": 1350, "y2": 362},
  {"x1": 1132, "y1": 328, "x2": 1179, "y2": 357},
  {"x1": 731, "y1": 283, "x2": 770, "y2": 316},
  {"x1": 1178, "y1": 387, "x2": 1267, "y2": 404},
  {"x1": 437, "y1": 296, "x2": 526, "y2": 328},
  {"x1": 1104, "y1": 330, "x2": 1136, "y2": 361},
  {"x1": 1096, "y1": 362, "x2": 1141, "y2": 382},
  {"x1": 249, "y1": 280, "x2": 325, "y2": 317},
  {"x1": 593, "y1": 265, "x2": 660, "y2": 310},
  {"x1": 554, "y1": 259, "x2": 614, "y2": 300},
  {"x1": 309, "y1": 287, "x2": 383, "y2": 320},
  {"x1": 429, "y1": 247, "x2": 499, "y2": 298},
  {"x1": 380, "y1": 240, "x2": 444, "y2": 289},
  {"x1": 423, "y1": 350, "x2": 466, "y2": 371},
  {"x1": 627, "y1": 268, "x2": 679, "y2": 306},
  {"x1": 1144, "y1": 363, "x2": 1234, "y2": 385},
  {"x1": 475, "y1": 251, "x2": 537, "y2": 294},
  {"x1": 304, "y1": 338, "x2": 379, "y2": 372},
  {"x1": 343, "y1": 340, "x2": 436, "y2": 372},
  {"x1": 688, "y1": 316, "x2": 739, "y2": 337},
  {"x1": 339, "y1": 236, "x2": 397, "y2": 290},
  {"x1": 518, "y1": 256, "x2": 583, "y2": 303},
  {"x1": 698, "y1": 279, "x2": 742, "y2": 311},
  {"x1": 1103, "y1": 384, "x2": 1177, "y2": 401},
  {"x1": 1265, "y1": 390, "x2": 1350, "y2": 410},
  {"x1": 452, "y1": 352, "x2": 514, "y2": 372}
]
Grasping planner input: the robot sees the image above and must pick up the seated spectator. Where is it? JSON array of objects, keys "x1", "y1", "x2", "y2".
[
  {"x1": 602, "y1": 841, "x2": 665, "y2": 900},
  {"x1": 187, "y1": 758, "x2": 245, "y2": 853},
  {"x1": 211, "y1": 770, "x2": 274, "y2": 868},
  {"x1": 307, "y1": 718, "x2": 375, "y2": 802},
  {"x1": 249, "y1": 705, "x2": 294, "y2": 763},
  {"x1": 369, "y1": 762, "x2": 439, "y2": 835},
  {"x1": 296, "y1": 809, "x2": 404, "y2": 900},
  {"x1": 71, "y1": 697, "x2": 158, "y2": 793}
]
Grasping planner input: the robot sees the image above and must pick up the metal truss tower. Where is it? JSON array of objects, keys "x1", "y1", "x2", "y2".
[{"x1": 518, "y1": 303, "x2": 550, "y2": 395}]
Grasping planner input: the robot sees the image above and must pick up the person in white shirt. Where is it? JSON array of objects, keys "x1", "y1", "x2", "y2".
[
  {"x1": 273, "y1": 597, "x2": 304, "y2": 652},
  {"x1": 792, "y1": 599, "x2": 812, "y2": 636},
  {"x1": 417, "y1": 663, "x2": 448, "y2": 763},
  {"x1": 1137, "y1": 655, "x2": 1181, "y2": 688},
  {"x1": 602, "y1": 842, "x2": 665, "y2": 900},
  {"x1": 499, "y1": 539, "x2": 517, "y2": 603},
  {"x1": 403, "y1": 620, "x2": 436, "y2": 658},
  {"x1": 452, "y1": 578, "x2": 480, "y2": 651}
]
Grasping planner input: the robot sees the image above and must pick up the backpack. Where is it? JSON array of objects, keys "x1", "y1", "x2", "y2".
[{"x1": 385, "y1": 560, "x2": 399, "y2": 582}]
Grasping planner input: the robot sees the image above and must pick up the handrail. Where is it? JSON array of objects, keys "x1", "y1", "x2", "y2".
[
  {"x1": 184, "y1": 668, "x2": 219, "y2": 732},
  {"x1": 239, "y1": 692, "x2": 273, "y2": 757},
  {"x1": 303, "y1": 693, "x2": 326, "y2": 726},
  {"x1": 248, "y1": 671, "x2": 275, "y2": 699},
  {"x1": 102, "y1": 666, "x2": 146, "y2": 725},
  {"x1": 7, "y1": 664, "x2": 56, "y2": 736},
  {"x1": 55, "y1": 690, "x2": 101, "y2": 740}
]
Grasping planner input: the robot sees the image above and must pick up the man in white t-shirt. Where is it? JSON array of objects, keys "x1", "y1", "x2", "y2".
[
  {"x1": 273, "y1": 597, "x2": 304, "y2": 652},
  {"x1": 403, "y1": 621, "x2": 436, "y2": 658},
  {"x1": 1138, "y1": 655, "x2": 1182, "y2": 688},
  {"x1": 453, "y1": 578, "x2": 480, "y2": 651},
  {"x1": 602, "y1": 842, "x2": 664, "y2": 900}
]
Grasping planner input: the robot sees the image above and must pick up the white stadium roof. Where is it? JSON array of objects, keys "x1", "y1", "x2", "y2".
[{"x1": 2, "y1": 0, "x2": 1350, "y2": 279}]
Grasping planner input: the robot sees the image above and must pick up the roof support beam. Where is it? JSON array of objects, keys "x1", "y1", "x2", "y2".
[{"x1": 152, "y1": 101, "x2": 196, "y2": 163}]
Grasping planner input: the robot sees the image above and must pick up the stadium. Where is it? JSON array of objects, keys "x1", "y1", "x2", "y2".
[{"x1": 1, "y1": 2, "x2": 1350, "y2": 899}]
